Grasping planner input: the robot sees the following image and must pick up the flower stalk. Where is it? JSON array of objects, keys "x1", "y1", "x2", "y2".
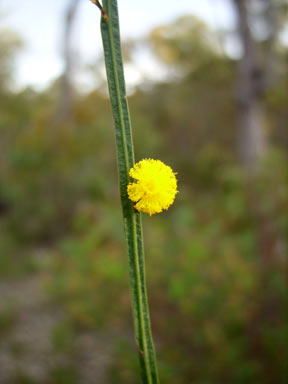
[{"x1": 97, "y1": 0, "x2": 159, "y2": 382}]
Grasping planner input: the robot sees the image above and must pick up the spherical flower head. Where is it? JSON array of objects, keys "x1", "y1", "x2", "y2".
[{"x1": 127, "y1": 159, "x2": 178, "y2": 215}]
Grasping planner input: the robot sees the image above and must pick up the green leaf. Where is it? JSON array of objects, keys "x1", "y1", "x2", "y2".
[{"x1": 100, "y1": 1, "x2": 159, "y2": 383}]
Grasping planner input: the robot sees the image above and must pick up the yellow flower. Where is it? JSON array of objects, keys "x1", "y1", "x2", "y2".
[{"x1": 127, "y1": 159, "x2": 178, "y2": 215}]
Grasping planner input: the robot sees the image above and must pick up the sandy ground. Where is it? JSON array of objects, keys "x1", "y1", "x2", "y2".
[{"x1": 0, "y1": 275, "x2": 120, "y2": 384}]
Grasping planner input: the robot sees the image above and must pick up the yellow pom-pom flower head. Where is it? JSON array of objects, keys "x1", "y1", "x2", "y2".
[{"x1": 127, "y1": 159, "x2": 178, "y2": 215}]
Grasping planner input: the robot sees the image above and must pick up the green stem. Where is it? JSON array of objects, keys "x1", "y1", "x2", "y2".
[{"x1": 99, "y1": 1, "x2": 159, "y2": 383}]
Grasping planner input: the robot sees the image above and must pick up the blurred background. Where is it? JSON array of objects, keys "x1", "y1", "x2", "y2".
[{"x1": 0, "y1": 0, "x2": 287, "y2": 383}]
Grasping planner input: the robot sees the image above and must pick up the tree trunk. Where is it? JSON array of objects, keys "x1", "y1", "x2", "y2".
[
  {"x1": 233, "y1": 0, "x2": 268, "y2": 173},
  {"x1": 57, "y1": 0, "x2": 81, "y2": 123},
  {"x1": 232, "y1": 3, "x2": 285, "y2": 382},
  {"x1": 237, "y1": 100, "x2": 267, "y2": 172}
]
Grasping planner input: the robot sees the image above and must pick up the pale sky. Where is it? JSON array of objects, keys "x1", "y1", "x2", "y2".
[{"x1": 2, "y1": 0, "x2": 235, "y2": 90}]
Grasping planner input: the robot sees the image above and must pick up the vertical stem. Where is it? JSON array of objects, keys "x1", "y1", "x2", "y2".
[{"x1": 98, "y1": 1, "x2": 159, "y2": 382}]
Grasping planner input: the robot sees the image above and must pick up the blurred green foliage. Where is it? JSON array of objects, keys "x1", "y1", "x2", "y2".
[
  {"x1": 0, "y1": 14, "x2": 287, "y2": 384},
  {"x1": 48, "y1": 365, "x2": 78, "y2": 384}
]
